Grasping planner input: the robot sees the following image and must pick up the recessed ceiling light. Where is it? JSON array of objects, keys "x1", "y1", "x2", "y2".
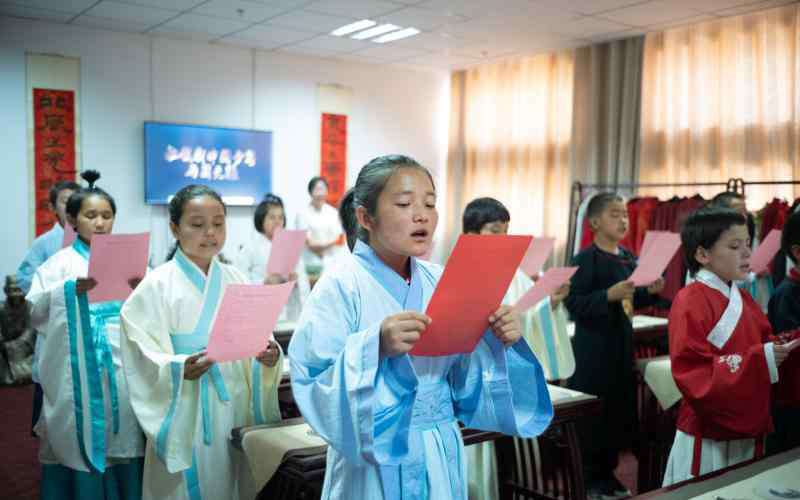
[
  {"x1": 372, "y1": 27, "x2": 420, "y2": 43},
  {"x1": 331, "y1": 19, "x2": 376, "y2": 37},
  {"x1": 351, "y1": 23, "x2": 400, "y2": 40}
]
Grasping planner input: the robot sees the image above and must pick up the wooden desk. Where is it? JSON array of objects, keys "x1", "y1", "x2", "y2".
[
  {"x1": 232, "y1": 385, "x2": 601, "y2": 500},
  {"x1": 633, "y1": 447, "x2": 800, "y2": 499}
]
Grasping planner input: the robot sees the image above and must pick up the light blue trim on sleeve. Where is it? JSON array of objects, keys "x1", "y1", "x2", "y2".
[
  {"x1": 76, "y1": 290, "x2": 107, "y2": 473},
  {"x1": 64, "y1": 280, "x2": 92, "y2": 471},
  {"x1": 251, "y1": 359, "x2": 264, "y2": 425},
  {"x1": 155, "y1": 362, "x2": 184, "y2": 463}
]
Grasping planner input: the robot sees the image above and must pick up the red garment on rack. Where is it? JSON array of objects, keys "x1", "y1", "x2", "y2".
[
  {"x1": 630, "y1": 197, "x2": 659, "y2": 255},
  {"x1": 761, "y1": 198, "x2": 790, "y2": 237},
  {"x1": 580, "y1": 216, "x2": 594, "y2": 251}
]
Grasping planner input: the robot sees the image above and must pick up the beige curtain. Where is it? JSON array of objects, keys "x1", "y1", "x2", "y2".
[
  {"x1": 639, "y1": 4, "x2": 800, "y2": 207},
  {"x1": 570, "y1": 37, "x2": 645, "y2": 189},
  {"x1": 444, "y1": 52, "x2": 574, "y2": 264}
]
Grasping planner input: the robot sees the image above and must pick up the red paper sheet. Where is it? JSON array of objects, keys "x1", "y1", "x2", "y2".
[
  {"x1": 410, "y1": 234, "x2": 532, "y2": 356},
  {"x1": 750, "y1": 229, "x2": 783, "y2": 275},
  {"x1": 266, "y1": 228, "x2": 307, "y2": 278},
  {"x1": 206, "y1": 282, "x2": 294, "y2": 362},
  {"x1": 629, "y1": 232, "x2": 681, "y2": 287},
  {"x1": 87, "y1": 233, "x2": 150, "y2": 303},
  {"x1": 519, "y1": 237, "x2": 555, "y2": 277},
  {"x1": 514, "y1": 267, "x2": 578, "y2": 313}
]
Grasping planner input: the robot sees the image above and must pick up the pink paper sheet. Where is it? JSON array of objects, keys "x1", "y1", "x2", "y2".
[
  {"x1": 750, "y1": 229, "x2": 783, "y2": 275},
  {"x1": 514, "y1": 267, "x2": 578, "y2": 313},
  {"x1": 206, "y1": 282, "x2": 295, "y2": 362},
  {"x1": 629, "y1": 232, "x2": 681, "y2": 287},
  {"x1": 266, "y1": 229, "x2": 307, "y2": 278},
  {"x1": 519, "y1": 237, "x2": 555, "y2": 277},
  {"x1": 87, "y1": 233, "x2": 149, "y2": 303},
  {"x1": 62, "y1": 224, "x2": 77, "y2": 248}
]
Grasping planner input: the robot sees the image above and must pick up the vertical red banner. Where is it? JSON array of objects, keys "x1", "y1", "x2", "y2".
[
  {"x1": 33, "y1": 88, "x2": 76, "y2": 236},
  {"x1": 320, "y1": 113, "x2": 347, "y2": 208}
]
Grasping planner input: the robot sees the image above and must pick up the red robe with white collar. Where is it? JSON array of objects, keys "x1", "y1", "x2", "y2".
[{"x1": 668, "y1": 271, "x2": 800, "y2": 476}]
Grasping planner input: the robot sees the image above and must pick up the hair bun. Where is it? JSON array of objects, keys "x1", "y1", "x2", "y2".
[{"x1": 80, "y1": 169, "x2": 101, "y2": 189}]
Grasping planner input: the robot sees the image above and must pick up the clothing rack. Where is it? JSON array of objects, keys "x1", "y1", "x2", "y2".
[
  {"x1": 565, "y1": 178, "x2": 800, "y2": 265},
  {"x1": 565, "y1": 179, "x2": 742, "y2": 265}
]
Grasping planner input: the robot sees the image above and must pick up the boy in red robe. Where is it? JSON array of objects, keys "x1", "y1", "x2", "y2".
[{"x1": 663, "y1": 207, "x2": 800, "y2": 485}]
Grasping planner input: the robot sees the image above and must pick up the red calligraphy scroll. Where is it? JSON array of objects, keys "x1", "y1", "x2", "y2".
[
  {"x1": 33, "y1": 89, "x2": 76, "y2": 236},
  {"x1": 320, "y1": 113, "x2": 347, "y2": 208}
]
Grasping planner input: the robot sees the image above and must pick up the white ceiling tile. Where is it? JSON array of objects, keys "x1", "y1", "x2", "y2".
[
  {"x1": 243, "y1": 0, "x2": 316, "y2": 9},
  {"x1": 598, "y1": 0, "x2": 705, "y2": 26},
  {"x1": 533, "y1": 0, "x2": 652, "y2": 15},
  {"x1": 645, "y1": 13, "x2": 716, "y2": 30},
  {"x1": 332, "y1": 52, "x2": 389, "y2": 63},
  {"x1": 275, "y1": 45, "x2": 343, "y2": 57},
  {"x1": 150, "y1": 29, "x2": 216, "y2": 41},
  {"x1": 0, "y1": 2, "x2": 74, "y2": 21},
  {"x1": 353, "y1": 43, "x2": 429, "y2": 59},
  {"x1": 215, "y1": 36, "x2": 274, "y2": 49},
  {"x1": 664, "y1": 0, "x2": 761, "y2": 13},
  {"x1": 454, "y1": 30, "x2": 575, "y2": 57},
  {"x1": 153, "y1": 12, "x2": 251, "y2": 36},
  {"x1": 3, "y1": 0, "x2": 98, "y2": 14},
  {"x1": 290, "y1": 33, "x2": 373, "y2": 51},
  {"x1": 716, "y1": 0, "x2": 798, "y2": 16},
  {"x1": 304, "y1": 0, "x2": 405, "y2": 18},
  {"x1": 85, "y1": 1, "x2": 178, "y2": 25},
  {"x1": 115, "y1": 0, "x2": 206, "y2": 10},
  {"x1": 263, "y1": 9, "x2": 357, "y2": 33},
  {"x1": 393, "y1": 30, "x2": 480, "y2": 50},
  {"x1": 72, "y1": 13, "x2": 151, "y2": 32},
  {"x1": 555, "y1": 15, "x2": 634, "y2": 36},
  {"x1": 377, "y1": 6, "x2": 466, "y2": 30},
  {"x1": 229, "y1": 24, "x2": 312, "y2": 45},
  {"x1": 192, "y1": 0, "x2": 286, "y2": 23},
  {"x1": 402, "y1": 51, "x2": 482, "y2": 69}
]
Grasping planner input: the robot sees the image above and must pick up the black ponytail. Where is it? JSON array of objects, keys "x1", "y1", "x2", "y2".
[
  {"x1": 338, "y1": 189, "x2": 358, "y2": 251},
  {"x1": 65, "y1": 170, "x2": 117, "y2": 220}
]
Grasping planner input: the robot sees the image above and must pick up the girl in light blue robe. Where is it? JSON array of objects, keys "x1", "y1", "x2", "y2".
[{"x1": 289, "y1": 155, "x2": 554, "y2": 500}]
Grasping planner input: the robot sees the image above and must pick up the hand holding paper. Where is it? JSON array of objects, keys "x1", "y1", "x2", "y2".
[
  {"x1": 266, "y1": 229, "x2": 307, "y2": 278},
  {"x1": 628, "y1": 231, "x2": 681, "y2": 287},
  {"x1": 750, "y1": 229, "x2": 782, "y2": 275},
  {"x1": 87, "y1": 233, "x2": 150, "y2": 303},
  {"x1": 206, "y1": 282, "x2": 295, "y2": 362},
  {"x1": 410, "y1": 234, "x2": 532, "y2": 356},
  {"x1": 520, "y1": 237, "x2": 555, "y2": 277},
  {"x1": 514, "y1": 267, "x2": 578, "y2": 313}
]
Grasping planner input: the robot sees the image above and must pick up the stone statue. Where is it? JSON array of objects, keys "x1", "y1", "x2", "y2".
[{"x1": 0, "y1": 275, "x2": 35, "y2": 385}]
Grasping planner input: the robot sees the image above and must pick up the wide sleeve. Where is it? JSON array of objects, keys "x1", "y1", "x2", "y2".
[
  {"x1": 243, "y1": 349, "x2": 283, "y2": 426},
  {"x1": 16, "y1": 240, "x2": 49, "y2": 295},
  {"x1": 668, "y1": 294, "x2": 773, "y2": 436},
  {"x1": 526, "y1": 298, "x2": 575, "y2": 381},
  {"x1": 564, "y1": 252, "x2": 609, "y2": 321},
  {"x1": 450, "y1": 331, "x2": 553, "y2": 438},
  {"x1": 119, "y1": 278, "x2": 200, "y2": 474},
  {"x1": 288, "y1": 274, "x2": 420, "y2": 466}
]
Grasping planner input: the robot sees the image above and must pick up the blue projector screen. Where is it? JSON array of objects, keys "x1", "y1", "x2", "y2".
[{"x1": 144, "y1": 121, "x2": 272, "y2": 205}]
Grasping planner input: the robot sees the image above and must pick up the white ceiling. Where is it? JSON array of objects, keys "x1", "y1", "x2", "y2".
[{"x1": 1, "y1": 0, "x2": 797, "y2": 70}]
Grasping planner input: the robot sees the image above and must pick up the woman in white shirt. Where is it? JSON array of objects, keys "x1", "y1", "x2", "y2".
[
  {"x1": 295, "y1": 177, "x2": 344, "y2": 277},
  {"x1": 237, "y1": 194, "x2": 310, "y2": 322}
]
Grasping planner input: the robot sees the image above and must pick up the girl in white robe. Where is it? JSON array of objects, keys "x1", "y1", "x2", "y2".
[
  {"x1": 27, "y1": 170, "x2": 146, "y2": 499},
  {"x1": 289, "y1": 155, "x2": 554, "y2": 500},
  {"x1": 235, "y1": 194, "x2": 310, "y2": 322},
  {"x1": 459, "y1": 197, "x2": 574, "y2": 500},
  {"x1": 120, "y1": 185, "x2": 282, "y2": 500}
]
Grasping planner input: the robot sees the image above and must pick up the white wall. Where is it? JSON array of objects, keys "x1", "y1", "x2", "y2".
[{"x1": 0, "y1": 16, "x2": 450, "y2": 296}]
